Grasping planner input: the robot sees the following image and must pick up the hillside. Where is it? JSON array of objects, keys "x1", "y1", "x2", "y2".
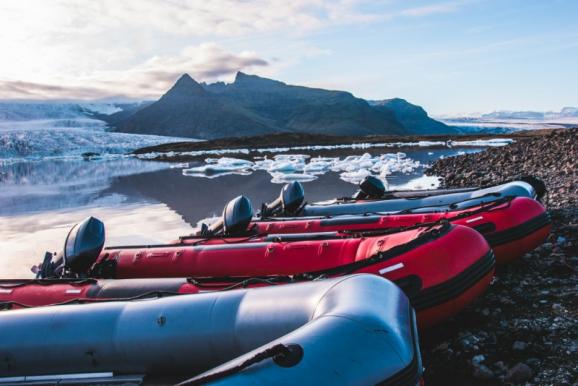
[
  {"x1": 108, "y1": 72, "x2": 456, "y2": 139},
  {"x1": 370, "y1": 98, "x2": 453, "y2": 135}
]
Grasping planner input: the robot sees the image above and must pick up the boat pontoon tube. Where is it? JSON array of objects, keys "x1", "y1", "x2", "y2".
[
  {"x1": 300, "y1": 181, "x2": 536, "y2": 217},
  {"x1": 0, "y1": 274, "x2": 421, "y2": 385}
]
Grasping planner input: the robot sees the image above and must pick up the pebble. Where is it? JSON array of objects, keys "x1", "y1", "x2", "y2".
[
  {"x1": 471, "y1": 354, "x2": 485, "y2": 365},
  {"x1": 473, "y1": 364, "x2": 494, "y2": 380},
  {"x1": 512, "y1": 341, "x2": 528, "y2": 351},
  {"x1": 505, "y1": 363, "x2": 533, "y2": 383}
]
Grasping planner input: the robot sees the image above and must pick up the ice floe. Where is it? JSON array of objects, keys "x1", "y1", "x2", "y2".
[{"x1": 180, "y1": 151, "x2": 426, "y2": 186}]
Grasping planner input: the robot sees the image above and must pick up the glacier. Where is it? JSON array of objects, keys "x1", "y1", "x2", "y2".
[{"x1": 0, "y1": 101, "x2": 190, "y2": 162}]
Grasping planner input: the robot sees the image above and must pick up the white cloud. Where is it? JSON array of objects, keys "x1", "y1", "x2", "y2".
[
  {"x1": 399, "y1": 1, "x2": 465, "y2": 17},
  {"x1": 0, "y1": 0, "x2": 471, "y2": 100},
  {"x1": 0, "y1": 43, "x2": 269, "y2": 99}
]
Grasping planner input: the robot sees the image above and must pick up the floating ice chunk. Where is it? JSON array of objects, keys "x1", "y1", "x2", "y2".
[
  {"x1": 205, "y1": 157, "x2": 253, "y2": 167},
  {"x1": 340, "y1": 168, "x2": 372, "y2": 184},
  {"x1": 270, "y1": 172, "x2": 318, "y2": 184},
  {"x1": 449, "y1": 139, "x2": 514, "y2": 147},
  {"x1": 170, "y1": 162, "x2": 189, "y2": 169},
  {"x1": 273, "y1": 154, "x2": 310, "y2": 161},
  {"x1": 268, "y1": 161, "x2": 302, "y2": 172},
  {"x1": 303, "y1": 162, "x2": 329, "y2": 174},
  {"x1": 182, "y1": 169, "x2": 253, "y2": 178},
  {"x1": 182, "y1": 157, "x2": 254, "y2": 175}
]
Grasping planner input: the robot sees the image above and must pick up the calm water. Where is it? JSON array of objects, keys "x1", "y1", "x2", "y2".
[{"x1": 0, "y1": 147, "x2": 482, "y2": 278}]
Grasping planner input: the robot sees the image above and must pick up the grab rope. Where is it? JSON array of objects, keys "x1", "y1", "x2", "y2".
[
  {"x1": 0, "y1": 290, "x2": 183, "y2": 310},
  {"x1": 175, "y1": 343, "x2": 302, "y2": 386},
  {"x1": 0, "y1": 278, "x2": 97, "y2": 289}
]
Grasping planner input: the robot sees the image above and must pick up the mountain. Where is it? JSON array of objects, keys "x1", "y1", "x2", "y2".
[
  {"x1": 369, "y1": 98, "x2": 455, "y2": 135},
  {"x1": 108, "y1": 74, "x2": 274, "y2": 138},
  {"x1": 479, "y1": 107, "x2": 578, "y2": 120},
  {"x1": 111, "y1": 72, "x2": 455, "y2": 139}
]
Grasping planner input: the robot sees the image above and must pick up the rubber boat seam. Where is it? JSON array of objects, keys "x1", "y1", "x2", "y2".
[
  {"x1": 309, "y1": 275, "x2": 368, "y2": 322},
  {"x1": 408, "y1": 250, "x2": 495, "y2": 311},
  {"x1": 484, "y1": 212, "x2": 551, "y2": 246}
]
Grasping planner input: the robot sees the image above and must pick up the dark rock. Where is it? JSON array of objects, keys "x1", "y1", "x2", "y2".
[
  {"x1": 473, "y1": 364, "x2": 494, "y2": 380},
  {"x1": 505, "y1": 363, "x2": 533, "y2": 383},
  {"x1": 512, "y1": 341, "x2": 528, "y2": 351}
]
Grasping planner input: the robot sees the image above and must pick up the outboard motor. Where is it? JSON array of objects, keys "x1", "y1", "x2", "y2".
[
  {"x1": 353, "y1": 175, "x2": 387, "y2": 199},
  {"x1": 519, "y1": 175, "x2": 547, "y2": 201},
  {"x1": 200, "y1": 195, "x2": 254, "y2": 236},
  {"x1": 34, "y1": 216, "x2": 105, "y2": 278},
  {"x1": 261, "y1": 181, "x2": 305, "y2": 217}
]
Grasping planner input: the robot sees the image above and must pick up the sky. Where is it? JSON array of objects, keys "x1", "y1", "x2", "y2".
[{"x1": 0, "y1": 0, "x2": 576, "y2": 114}]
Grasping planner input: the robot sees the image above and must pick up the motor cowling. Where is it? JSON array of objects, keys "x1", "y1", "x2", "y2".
[
  {"x1": 34, "y1": 216, "x2": 105, "y2": 278},
  {"x1": 261, "y1": 181, "x2": 305, "y2": 217},
  {"x1": 358, "y1": 176, "x2": 387, "y2": 199},
  {"x1": 64, "y1": 216, "x2": 106, "y2": 274},
  {"x1": 203, "y1": 196, "x2": 254, "y2": 236}
]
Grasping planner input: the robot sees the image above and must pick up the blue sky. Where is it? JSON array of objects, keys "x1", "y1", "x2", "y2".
[{"x1": 0, "y1": 0, "x2": 576, "y2": 114}]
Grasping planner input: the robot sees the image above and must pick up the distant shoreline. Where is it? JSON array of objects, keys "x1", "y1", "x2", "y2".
[{"x1": 132, "y1": 129, "x2": 566, "y2": 162}]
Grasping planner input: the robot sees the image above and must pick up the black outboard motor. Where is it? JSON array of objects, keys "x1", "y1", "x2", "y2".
[
  {"x1": 519, "y1": 175, "x2": 547, "y2": 201},
  {"x1": 261, "y1": 181, "x2": 305, "y2": 217},
  {"x1": 200, "y1": 195, "x2": 254, "y2": 236},
  {"x1": 353, "y1": 175, "x2": 387, "y2": 200},
  {"x1": 34, "y1": 216, "x2": 105, "y2": 278}
]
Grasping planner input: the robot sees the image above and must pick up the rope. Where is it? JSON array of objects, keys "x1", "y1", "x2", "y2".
[
  {"x1": 175, "y1": 344, "x2": 295, "y2": 386},
  {"x1": 0, "y1": 278, "x2": 97, "y2": 289},
  {"x1": 0, "y1": 290, "x2": 182, "y2": 309}
]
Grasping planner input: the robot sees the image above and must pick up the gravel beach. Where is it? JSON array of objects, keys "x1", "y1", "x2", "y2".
[{"x1": 423, "y1": 128, "x2": 577, "y2": 385}]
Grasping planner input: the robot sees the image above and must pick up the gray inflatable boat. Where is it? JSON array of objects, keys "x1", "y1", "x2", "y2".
[
  {"x1": 302, "y1": 180, "x2": 536, "y2": 216},
  {"x1": 0, "y1": 274, "x2": 421, "y2": 385}
]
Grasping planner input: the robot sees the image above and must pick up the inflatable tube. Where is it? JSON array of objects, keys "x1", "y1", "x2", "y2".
[
  {"x1": 0, "y1": 278, "x2": 201, "y2": 310},
  {"x1": 90, "y1": 223, "x2": 494, "y2": 327},
  {"x1": 0, "y1": 275, "x2": 422, "y2": 385},
  {"x1": 247, "y1": 197, "x2": 550, "y2": 264},
  {"x1": 297, "y1": 181, "x2": 536, "y2": 217}
]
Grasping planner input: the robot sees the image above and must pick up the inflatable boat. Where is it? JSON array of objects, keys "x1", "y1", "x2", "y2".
[
  {"x1": 30, "y1": 216, "x2": 495, "y2": 327},
  {"x1": 0, "y1": 275, "x2": 422, "y2": 385},
  {"x1": 341, "y1": 175, "x2": 545, "y2": 202},
  {"x1": 258, "y1": 178, "x2": 541, "y2": 218},
  {"x1": 248, "y1": 196, "x2": 550, "y2": 264}
]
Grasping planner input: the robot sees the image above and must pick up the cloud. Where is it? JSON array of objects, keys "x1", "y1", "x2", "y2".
[
  {"x1": 0, "y1": 43, "x2": 269, "y2": 100},
  {"x1": 0, "y1": 0, "x2": 470, "y2": 100},
  {"x1": 399, "y1": 1, "x2": 466, "y2": 17}
]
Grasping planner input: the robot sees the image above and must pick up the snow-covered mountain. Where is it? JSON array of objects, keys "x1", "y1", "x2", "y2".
[
  {"x1": 437, "y1": 107, "x2": 578, "y2": 133},
  {"x1": 480, "y1": 107, "x2": 578, "y2": 120}
]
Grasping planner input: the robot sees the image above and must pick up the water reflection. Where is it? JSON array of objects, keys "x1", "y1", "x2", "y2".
[{"x1": 0, "y1": 147, "x2": 480, "y2": 278}]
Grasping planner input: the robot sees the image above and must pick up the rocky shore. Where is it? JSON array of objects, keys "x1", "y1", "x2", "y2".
[{"x1": 423, "y1": 128, "x2": 577, "y2": 385}]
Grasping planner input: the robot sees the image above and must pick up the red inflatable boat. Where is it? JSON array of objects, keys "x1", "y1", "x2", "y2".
[
  {"x1": 20, "y1": 216, "x2": 494, "y2": 327},
  {"x1": 97, "y1": 225, "x2": 493, "y2": 327},
  {"x1": 243, "y1": 196, "x2": 550, "y2": 264}
]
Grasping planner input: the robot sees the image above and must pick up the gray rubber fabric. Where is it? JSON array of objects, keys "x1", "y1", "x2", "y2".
[
  {"x1": 0, "y1": 274, "x2": 419, "y2": 385},
  {"x1": 302, "y1": 181, "x2": 535, "y2": 217}
]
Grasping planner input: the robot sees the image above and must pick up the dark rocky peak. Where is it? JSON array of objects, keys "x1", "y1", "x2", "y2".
[
  {"x1": 233, "y1": 72, "x2": 287, "y2": 90},
  {"x1": 160, "y1": 74, "x2": 207, "y2": 100},
  {"x1": 202, "y1": 81, "x2": 228, "y2": 93}
]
